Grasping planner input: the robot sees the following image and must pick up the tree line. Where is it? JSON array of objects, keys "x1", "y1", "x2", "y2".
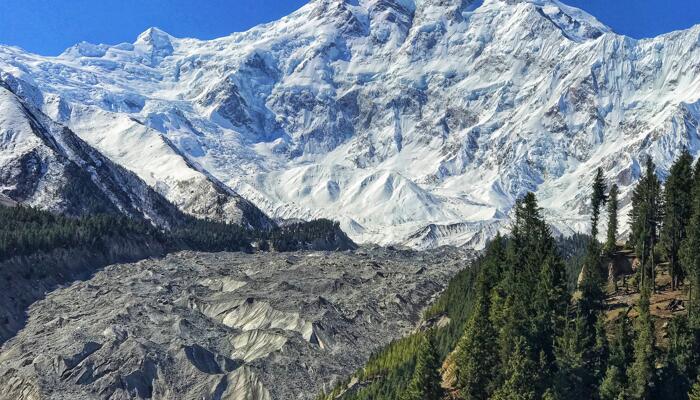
[
  {"x1": 0, "y1": 203, "x2": 355, "y2": 263},
  {"x1": 323, "y1": 150, "x2": 700, "y2": 400}
]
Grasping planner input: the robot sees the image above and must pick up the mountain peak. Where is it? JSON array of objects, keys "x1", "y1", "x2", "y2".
[
  {"x1": 134, "y1": 27, "x2": 174, "y2": 64},
  {"x1": 135, "y1": 27, "x2": 174, "y2": 47}
]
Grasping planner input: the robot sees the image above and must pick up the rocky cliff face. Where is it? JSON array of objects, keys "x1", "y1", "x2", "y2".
[
  {"x1": 0, "y1": 248, "x2": 470, "y2": 400},
  {"x1": 1, "y1": 0, "x2": 698, "y2": 247}
]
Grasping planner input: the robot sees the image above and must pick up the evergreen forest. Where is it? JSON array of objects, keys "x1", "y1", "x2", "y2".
[{"x1": 322, "y1": 150, "x2": 700, "y2": 400}]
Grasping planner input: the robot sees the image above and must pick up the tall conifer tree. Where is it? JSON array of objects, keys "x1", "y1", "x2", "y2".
[
  {"x1": 661, "y1": 149, "x2": 693, "y2": 290},
  {"x1": 629, "y1": 157, "x2": 662, "y2": 292},
  {"x1": 600, "y1": 316, "x2": 633, "y2": 399},
  {"x1": 489, "y1": 193, "x2": 569, "y2": 398},
  {"x1": 591, "y1": 167, "x2": 607, "y2": 240},
  {"x1": 454, "y1": 273, "x2": 498, "y2": 399},
  {"x1": 681, "y1": 159, "x2": 700, "y2": 327},
  {"x1": 628, "y1": 288, "x2": 656, "y2": 399},
  {"x1": 492, "y1": 336, "x2": 537, "y2": 400},
  {"x1": 605, "y1": 184, "x2": 619, "y2": 254},
  {"x1": 401, "y1": 332, "x2": 444, "y2": 400}
]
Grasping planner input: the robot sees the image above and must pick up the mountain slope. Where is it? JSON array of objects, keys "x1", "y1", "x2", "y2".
[
  {"x1": 0, "y1": 77, "x2": 273, "y2": 230},
  {"x1": 2, "y1": 0, "x2": 700, "y2": 246},
  {"x1": 0, "y1": 82, "x2": 185, "y2": 225}
]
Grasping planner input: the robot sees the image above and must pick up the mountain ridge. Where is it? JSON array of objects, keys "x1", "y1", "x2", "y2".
[{"x1": 1, "y1": 0, "x2": 699, "y2": 248}]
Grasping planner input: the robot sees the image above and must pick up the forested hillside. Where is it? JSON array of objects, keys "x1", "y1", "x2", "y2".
[
  {"x1": 323, "y1": 150, "x2": 700, "y2": 400},
  {"x1": 0, "y1": 203, "x2": 355, "y2": 262}
]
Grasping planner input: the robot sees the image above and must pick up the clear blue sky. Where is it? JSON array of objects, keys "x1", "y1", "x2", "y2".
[{"x1": 1, "y1": 0, "x2": 699, "y2": 56}]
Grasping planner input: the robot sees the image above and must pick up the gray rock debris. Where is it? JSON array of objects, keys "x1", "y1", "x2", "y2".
[{"x1": 0, "y1": 247, "x2": 471, "y2": 400}]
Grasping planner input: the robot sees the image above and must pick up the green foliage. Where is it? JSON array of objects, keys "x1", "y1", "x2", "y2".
[
  {"x1": 553, "y1": 312, "x2": 591, "y2": 398},
  {"x1": 600, "y1": 316, "x2": 633, "y2": 399},
  {"x1": 628, "y1": 288, "x2": 656, "y2": 399},
  {"x1": 661, "y1": 150, "x2": 694, "y2": 290},
  {"x1": 573, "y1": 180, "x2": 611, "y2": 397},
  {"x1": 325, "y1": 237, "x2": 500, "y2": 400},
  {"x1": 0, "y1": 205, "x2": 353, "y2": 264},
  {"x1": 324, "y1": 176, "x2": 700, "y2": 400},
  {"x1": 0, "y1": 205, "x2": 161, "y2": 262},
  {"x1": 592, "y1": 313, "x2": 610, "y2": 383},
  {"x1": 657, "y1": 315, "x2": 699, "y2": 399},
  {"x1": 330, "y1": 193, "x2": 579, "y2": 400},
  {"x1": 690, "y1": 377, "x2": 700, "y2": 400},
  {"x1": 558, "y1": 233, "x2": 591, "y2": 292},
  {"x1": 453, "y1": 265, "x2": 500, "y2": 399},
  {"x1": 591, "y1": 167, "x2": 608, "y2": 240},
  {"x1": 170, "y1": 215, "x2": 253, "y2": 252},
  {"x1": 609, "y1": 316, "x2": 634, "y2": 374},
  {"x1": 605, "y1": 184, "x2": 619, "y2": 254},
  {"x1": 553, "y1": 311, "x2": 607, "y2": 398},
  {"x1": 319, "y1": 333, "x2": 424, "y2": 400},
  {"x1": 578, "y1": 239, "x2": 605, "y2": 318},
  {"x1": 360, "y1": 333, "x2": 426, "y2": 382},
  {"x1": 600, "y1": 365, "x2": 626, "y2": 400},
  {"x1": 629, "y1": 157, "x2": 662, "y2": 290},
  {"x1": 491, "y1": 336, "x2": 537, "y2": 400},
  {"x1": 494, "y1": 193, "x2": 569, "y2": 389},
  {"x1": 682, "y1": 159, "x2": 700, "y2": 328},
  {"x1": 401, "y1": 333, "x2": 444, "y2": 400},
  {"x1": 263, "y1": 219, "x2": 355, "y2": 251}
]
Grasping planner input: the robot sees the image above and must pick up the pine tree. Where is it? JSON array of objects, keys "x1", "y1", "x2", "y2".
[
  {"x1": 605, "y1": 184, "x2": 619, "y2": 254},
  {"x1": 657, "y1": 315, "x2": 699, "y2": 399},
  {"x1": 533, "y1": 243, "x2": 570, "y2": 364},
  {"x1": 570, "y1": 171, "x2": 612, "y2": 394},
  {"x1": 599, "y1": 316, "x2": 634, "y2": 400},
  {"x1": 492, "y1": 192, "x2": 569, "y2": 396},
  {"x1": 578, "y1": 241, "x2": 605, "y2": 324},
  {"x1": 553, "y1": 310, "x2": 608, "y2": 398},
  {"x1": 492, "y1": 336, "x2": 537, "y2": 400},
  {"x1": 553, "y1": 313, "x2": 590, "y2": 398},
  {"x1": 600, "y1": 365, "x2": 626, "y2": 400},
  {"x1": 592, "y1": 312, "x2": 610, "y2": 382},
  {"x1": 661, "y1": 149, "x2": 694, "y2": 290},
  {"x1": 454, "y1": 274, "x2": 498, "y2": 400},
  {"x1": 628, "y1": 288, "x2": 656, "y2": 399},
  {"x1": 401, "y1": 332, "x2": 444, "y2": 400},
  {"x1": 629, "y1": 156, "x2": 662, "y2": 292},
  {"x1": 609, "y1": 316, "x2": 634, "y2": 373},
  {"x1": 682, "y1": 159, "x2": 700, "y2": 328},
  {"x1": 591, "y1": 167, "x2": 608, "y2": 240}
]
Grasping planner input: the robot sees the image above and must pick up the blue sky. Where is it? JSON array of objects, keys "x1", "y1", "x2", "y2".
[{"x1": 1, "y1": 0, "x2": 699, "y2": 55}]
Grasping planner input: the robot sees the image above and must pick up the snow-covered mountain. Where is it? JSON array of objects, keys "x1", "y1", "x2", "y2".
[
  {"x1": 2, "y1": 0, "x2": 700, "y2": 247},
  {"x1": 0, "y1": 81, "x2": 180, "y2": 225},
  {"x1": 0, "y1": 80, "x2": 273, "y2": 229}
]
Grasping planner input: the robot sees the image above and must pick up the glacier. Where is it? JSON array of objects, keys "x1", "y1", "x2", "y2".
[{"x1": 2, "y1": 0, "x2": 700, "y2": 248}]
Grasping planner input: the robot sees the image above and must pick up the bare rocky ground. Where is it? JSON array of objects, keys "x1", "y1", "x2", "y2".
[
  {"x1": 605, "y1": 259, "x2": 689, "y2": 349},
  {"x1": 0, "y1": 247, "x2": 471, "y2": 400}
]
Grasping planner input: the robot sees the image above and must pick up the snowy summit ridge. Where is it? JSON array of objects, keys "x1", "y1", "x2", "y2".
[{"x1": 1, "y1": 0, "x2": 700, "y2": 248}]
